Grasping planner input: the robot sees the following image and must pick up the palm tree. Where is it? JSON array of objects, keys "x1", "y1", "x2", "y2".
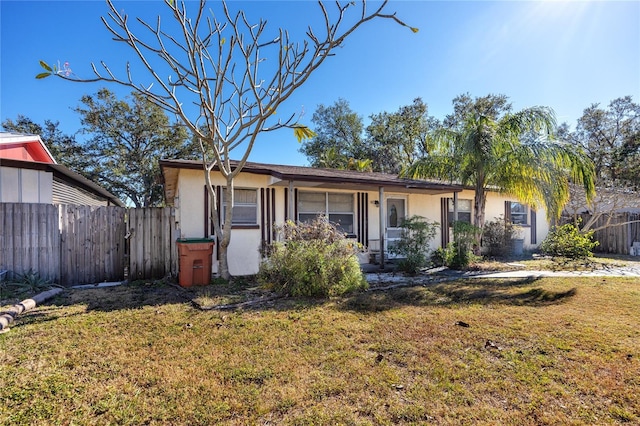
[
  {"x1": 318, "y1": 147, "x2": 348, "y2": 169},
  {"x1": 347, "y1": 158, "x2": 373, "y2": 172},
  {"x1": 401, "y1": 99, "x2": 595, "y2": 232}
]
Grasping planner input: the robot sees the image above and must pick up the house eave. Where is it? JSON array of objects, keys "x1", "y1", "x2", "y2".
[{"x1": 159, "y1": 159, "x2": 464, "y2": 201}]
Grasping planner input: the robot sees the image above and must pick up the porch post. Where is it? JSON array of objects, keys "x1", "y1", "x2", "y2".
[
  {"x1": 453, "y1": 191, "x2": 459, "y2": 222},
  {"x1": 379, "y1": 186, "x2": 385, "y2": 270},
  {"x1": 288, "y1": 181, "x2": 295, "y2": 221}
]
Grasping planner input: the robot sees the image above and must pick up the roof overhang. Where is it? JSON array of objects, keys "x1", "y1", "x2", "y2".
[
  {"x1": 0, "y1": 133, "x2": 57, "y2": 164},
  {"x1": 160, "y1": 159, "x2": 464, "y2": 205}
]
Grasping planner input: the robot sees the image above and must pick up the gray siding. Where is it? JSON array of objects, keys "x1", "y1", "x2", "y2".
[
  {"x1": 0, "y1": 166, "x2": 53, "y2": 203},
  {"x1": 52, "y1": 178, "x2": 110, "y2": 207}
]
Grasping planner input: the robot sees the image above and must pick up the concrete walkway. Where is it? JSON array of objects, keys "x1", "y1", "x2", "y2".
[
  {"x1": 364, "y1": 264, "x2": 640, "y2": 285},
  {"x1": 475, "y1": 266, "x2": 640, "y2": 279}
]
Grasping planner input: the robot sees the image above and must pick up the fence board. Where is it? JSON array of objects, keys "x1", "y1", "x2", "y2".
[
  {"x1": 14, "y1": 205, "x2": 24, "y2": 277},
  {"x1": 631, "y1": 214, "x2": 640, "y2": 244},
  {"x1": 0, "y1": 204, "x2": 15, "y2": 278},
  {"x1": 567, "y1": 212, "x2": 640, "y2": 255},
  {"x1": 0, "y1": 203, "x2": 59, "y2": 282},
  {"x1": 57, "y1": 205, "x2": 126, "y2": 285},
  {"x1": 28, "y1": 204, "x2": 37, "y2": 274},
  {"x1": 2, "y1": 203, "x2": 175, "y2": 285},
  {"x1": 127, "y1": 207, "x2": 178, "y2": 281},
  {"x1": 162, "y1": 207, "x2": 172, "y2": 277}
]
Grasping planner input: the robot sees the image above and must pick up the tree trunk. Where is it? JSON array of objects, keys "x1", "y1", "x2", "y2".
[
  {"x1": 217, "y1": 181, "x2": 234, "y2": 280},
  {"x1": 473, "y1": 184, "x2": 487, "y2": 253},
  {"x1": 204, "y1": 168, "x2": 232, "y2": 281},
  {"x1": 473, "y1": 184, "x2": 487, "y2": 229}
]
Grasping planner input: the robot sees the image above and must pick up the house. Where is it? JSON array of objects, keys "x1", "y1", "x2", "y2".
[
  {"x1": 160, "y1": 159, "x2": 548, "y2": 276},
  {"x1": 0, "y1": 132, "x2": 123, "y2": 206}
]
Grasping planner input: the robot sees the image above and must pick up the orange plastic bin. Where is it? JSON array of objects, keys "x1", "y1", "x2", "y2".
[{"x1": 176, "y1": 238, "x2": 214, "y2": 287}]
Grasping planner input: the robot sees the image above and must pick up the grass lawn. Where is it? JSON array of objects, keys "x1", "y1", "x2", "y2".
[
  {"x1": 1, "y1": 275, "x2": 639, "y2": 425},
  {"x1": 469, "y1": 253, "x2": 637, "y2": 273}
]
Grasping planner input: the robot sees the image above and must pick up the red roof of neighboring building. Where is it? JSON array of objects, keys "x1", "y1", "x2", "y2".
[{"x1": 0, "y1": 132, "x2": 57, "y2": 164}]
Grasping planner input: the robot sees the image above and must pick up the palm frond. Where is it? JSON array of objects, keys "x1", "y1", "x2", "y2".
[{"x1": 403, "y1": 98, "x2": 595, "y2": 225}]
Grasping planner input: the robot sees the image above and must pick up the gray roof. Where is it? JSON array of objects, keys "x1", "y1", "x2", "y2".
[{"x1": 160, "y1": 159, "x2": 463, "y2": 205}]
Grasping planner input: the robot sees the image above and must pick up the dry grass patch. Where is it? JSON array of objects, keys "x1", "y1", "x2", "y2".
[
  {"x1": 473, "y1": 253, "x2": 637, "y2": 272},
  {"x1": 1, "y1": 277, "x2": 639, "y2": 425}
]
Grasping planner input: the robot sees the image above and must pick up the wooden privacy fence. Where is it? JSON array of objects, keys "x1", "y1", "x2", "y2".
[
  {"x1": 58, "y1": 204, "x2": 126, "y2": 285},
  {"x1": 565, "y1": 212, "x2": 640, "y2": 255},
  {"x1": 589, "y1": 213, "x2": 640, "y2": 255},
  {"x1": 0, "y1": 203, "x2": 60, "y2": 283},
  {"x1": 127, "y1": 207, "x2": 179, "y2": 282},
  {"x1": 1, "y1": 203, "x2": 179, "y2": 286}
]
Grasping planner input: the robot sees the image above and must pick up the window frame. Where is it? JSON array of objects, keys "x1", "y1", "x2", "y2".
[
  {"x1": 221, "y1": 188, "x2": 259, "y2": 227},
  {"x1": 510, "y1": 202, "x2": 528, "y2": 225},
  {"x1": 448, "y1": 198, "x2": 472, "y2": 226},
  {"x1": 297, "y1": 191, "x2": 355, "y2": 235}
]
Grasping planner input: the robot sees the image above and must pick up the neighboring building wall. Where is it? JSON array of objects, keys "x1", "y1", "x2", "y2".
[
  {"x1": 0, "y1": 144, "x2": 33, "y2": 161},
  {"x1": 174, "y1": 168, "x2": 205, "y2": 238},
  {"x1": 0, "y1": 136, "x2": 56, "y2": 163},
  {"x1": 51, "y1": 179, "x2": 111, "y2": 207},
  {"x1": 0, "y1": 166, "x2": 53, "y2": 203}
]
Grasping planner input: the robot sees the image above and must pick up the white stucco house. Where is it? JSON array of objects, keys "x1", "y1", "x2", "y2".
[{"x1": 160, "y1": 159, "x2": 549, "y2": 276}]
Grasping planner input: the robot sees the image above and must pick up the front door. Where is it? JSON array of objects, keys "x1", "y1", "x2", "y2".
[{"x1": 386, "y1": 197, "x2": 406, "y2": 258}]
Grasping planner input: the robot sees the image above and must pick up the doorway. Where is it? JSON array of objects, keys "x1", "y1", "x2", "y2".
[{"x1": 385, "y1": 197, "x2": 406, "y2": 258}]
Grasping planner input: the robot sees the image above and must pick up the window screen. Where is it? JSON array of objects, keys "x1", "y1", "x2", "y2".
[
  {"x1": 298, "y1": 191, "x2": 354, "y2": 234},
  {"x1": 510, "y1": 202, "x2": 528, "y2": 225},
  {"x1": 222, "y1": 188, "x2": 258, "y2": 225},
  {"x1": 448, "y1": 199, "x2": 472, "y2": 225}
]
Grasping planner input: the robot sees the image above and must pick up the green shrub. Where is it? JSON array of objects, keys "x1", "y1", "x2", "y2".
[
  {"x1": 482, "y1": 216, "x2": 518, "y2": 257},
  {"x1": 430, "y1": 222, "x2": 481, "y2": 270},
  {"x1": 449, "y1": 221, "x2": 481, "y2": 269},
  {"x1": 388, "y1": 215, "x2": 438, "y2": 275},
  {"x1": 258, "y1": 218, "x2": 367, "y2": 297},
  {"x1": 430, "y1": 247, "x2": 449, "y2": 267},
  {"x1": 540, "y1": 222, "x2": 598, "y2": 259},
  {"x1": 15, "y1": 269, "x2": 52, "y2": 293}
]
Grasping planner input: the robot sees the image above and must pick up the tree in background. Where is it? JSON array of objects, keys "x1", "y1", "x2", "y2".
[
  {"x1": 299, "y1": 99, "x2": 367, "y2": 169},
  {"x1": 559, "y1": 96, "x2": 640, "y2": 234},
  {"x1": 564, "y1": 183, "x2": 639, "y2": 233},
  {"x1": 366, "y1": 98, "x2": 439, "y2": 173},
  {"x1": 74, "y1": 88, "x2": 195, "y2": 207},
  {"x1": 301, "y1": 97, "x2": 437, "y2": 173},
  {"x1": 1, "y1": 115, "x2": 89, "y2": 173},
  {"x1": 39, "y1": 0, "x2": 416, "y2": 279},
  {"x1": 402, "y1": 94, "x2": 595, "y2": 233},
  {"x1": 3, "y1": 95, "x2": 196, "y2": 208},
  {"x1": 569, "y1": 96, "x2": 640, "y2": 188}
]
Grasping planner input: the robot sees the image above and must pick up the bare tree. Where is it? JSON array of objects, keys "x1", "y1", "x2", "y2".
[
  {"x1": 565, "y1": 184, "x2": 640, "y2": 232},
  {"x1": 38, "y1": 0, "x2": 415, "y2": 279}
]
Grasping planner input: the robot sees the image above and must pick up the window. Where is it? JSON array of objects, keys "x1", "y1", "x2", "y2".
[
  {"x1": 448, "y1": 199, "x2": 472, "y2": 226},
  {"x1": 510, "y1": 202, "x2": 528, "y2": 225},
  {"x1": 222, "y1": 188, "x2": 258, "y2": 225},
  {"x1": 298, "y1": 191, "x2": 354, "y2": 234}
]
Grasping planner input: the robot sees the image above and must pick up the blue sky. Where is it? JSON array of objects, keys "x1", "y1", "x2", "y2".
[{"x1": 1, "y1": 0, "x2": 638, "y2": 167}]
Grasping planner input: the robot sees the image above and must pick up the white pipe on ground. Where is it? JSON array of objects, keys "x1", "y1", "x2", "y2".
[{"x1": 0, "y1": 287, "x2": 64, "y2": 331}]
